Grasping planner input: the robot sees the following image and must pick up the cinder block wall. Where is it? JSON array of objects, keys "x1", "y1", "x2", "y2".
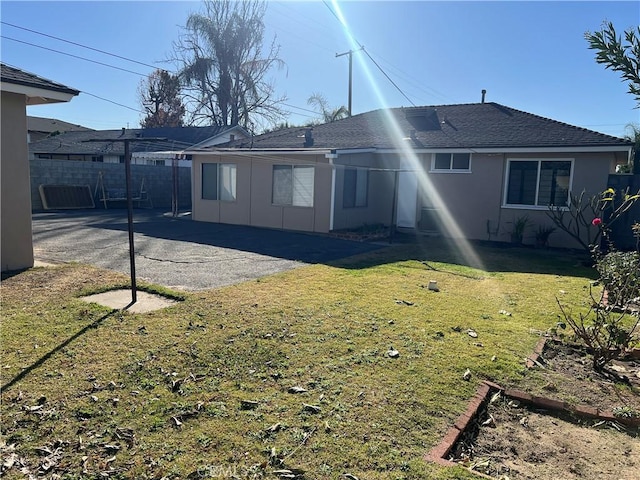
[{"x1": 30, "y1": 159, "x2": 192, "y2": 211}]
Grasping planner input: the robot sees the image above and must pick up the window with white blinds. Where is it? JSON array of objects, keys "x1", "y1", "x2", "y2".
[
  {"x1": 272, "y1": 165, "x2": 314, "y2": 207},
  {"x1": 202, "y1": 163, "x2": 237, "y2": 201}
]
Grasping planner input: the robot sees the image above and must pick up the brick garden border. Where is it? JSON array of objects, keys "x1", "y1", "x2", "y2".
[{"x1": 425, "y1": 338, "x2": 640, "y2": 476}]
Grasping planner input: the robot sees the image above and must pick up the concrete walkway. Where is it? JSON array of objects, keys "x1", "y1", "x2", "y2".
[{"x1": 32, "y1": 210, "x2": 383, "y2": 291}]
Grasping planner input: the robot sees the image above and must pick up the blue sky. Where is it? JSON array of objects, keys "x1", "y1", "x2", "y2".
[{"x1": 1, "y1": 1, "x2": 638, "y2": 136}]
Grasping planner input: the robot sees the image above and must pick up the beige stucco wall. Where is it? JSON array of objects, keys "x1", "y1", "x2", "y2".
[
  {"x1": 332, "y1": 152, "x2": 396, "y2": 230},
  {"x1": 1, "y1": 91, "x2": 34, "y2": 271},
  {"x1": 192, "y1": 153, "x2": 331, "y2": 233},
  {"x1": 192, "y1": 148, "x2": 621, "y2": 248},
  {"x1": 498, "y1": 152, "x2": 617, "y2": 248},
  {"x1": 410, "y1": 151, "x2": 618, "y2": 248},
  {"x1": 333, "y1": 150, "x2": 619, "y2": 249}
]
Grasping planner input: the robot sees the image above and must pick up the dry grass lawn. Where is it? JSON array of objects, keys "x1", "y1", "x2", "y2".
[{"x1": 1, "y1": 239, "x2": 596, "y2": 479}]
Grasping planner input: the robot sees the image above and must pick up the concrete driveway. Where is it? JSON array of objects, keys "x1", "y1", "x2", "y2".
[{"x1": 32, "y1": 210, "x2": 383, "y2": 291}]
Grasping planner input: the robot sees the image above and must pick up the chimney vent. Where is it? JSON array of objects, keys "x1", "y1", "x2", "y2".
[
  {"x1": 304, "y1": 128, "x2": 314, "y2": 147},
  {"x1": 481, "y1": 89, "x2": 487, "y2": 103}
]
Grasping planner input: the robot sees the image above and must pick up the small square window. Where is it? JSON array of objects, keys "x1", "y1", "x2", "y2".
[
  {"x1": 452, "y1": 153, "x2": 470, "y2": 170},
  {"x1": 432, "y1": 153, "x2": 470, "y2": 171},
  {"x1": 434, "y1": 153, "x2": 451, "y2": 170}
]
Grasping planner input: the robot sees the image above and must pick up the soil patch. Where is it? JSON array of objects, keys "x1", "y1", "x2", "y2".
[{"x1": 450, "y1": 340, "x2": 640, "y2": 480}]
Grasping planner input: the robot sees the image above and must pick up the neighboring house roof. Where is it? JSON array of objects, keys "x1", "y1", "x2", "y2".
[
  {"x1": 29, "y1": 126, "x2": 244, "y2": 156},
  {"x1": 0, "y1": 63, "x2": 79, "y2": 105},
  {"x1": 27, "y1": 116, "x2": 93, "y2": 135},
  {"x1": 211, "y1": 103, "x2": 631, "y2": 152}
]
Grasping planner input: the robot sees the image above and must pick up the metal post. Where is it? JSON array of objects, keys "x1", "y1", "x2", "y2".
[
  {"x1": 172, "y1": 156, "x2": 179, "y2": 217},
  {"x1": 124, "y1": 139, "x2": 137, "y2": 303},
  {"x1": 347, "y1": 52, "x2": 353, "y2": 117},
  {"x1": 389, "y1": 170, "x2": 399, "y2": 244}
]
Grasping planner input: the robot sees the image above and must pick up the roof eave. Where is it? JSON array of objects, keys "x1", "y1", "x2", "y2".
[
  {"x1": 1, "y1": 81, "x2": 79, "y2": 104},
  {"x1": 186, "y1": 147, "x2": 333, "y2": 155},
  {"x1": 346, "y1": 145, "x2": 633, "y2": 155}
]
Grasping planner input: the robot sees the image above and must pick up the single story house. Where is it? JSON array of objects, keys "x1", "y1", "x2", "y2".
[
  {"x1": 27, "y1": 115, "x2": 93, "y2": 143},
  {"x1": 187, "y1": 102, "x2": 632, "y2": 248},
  {"x1": 29, "y1": 124, "x2": 249, "y2": 166},
  {"x1": 1, "y1": 63, "x2": 79, "y2": 271}
]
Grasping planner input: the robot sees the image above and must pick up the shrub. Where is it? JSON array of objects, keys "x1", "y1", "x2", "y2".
[
  {"x1": 557, "y1": 289, "x2": 640, "y2": 370},
  {"x1": 596, "y1": 251, "x2": 640, "y2": 307},
  {"x1": 546, "y1": 188, "x2": 639, "y2": 257}
]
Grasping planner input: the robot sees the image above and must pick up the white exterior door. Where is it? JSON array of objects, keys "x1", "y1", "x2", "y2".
[{"x1": 396, "y1": 171, "x2": 417, "y2": 228}]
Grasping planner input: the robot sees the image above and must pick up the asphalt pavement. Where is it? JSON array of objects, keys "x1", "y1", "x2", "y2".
[{"x1": 32, "y1": 209, "x2": 383, "y2": 291}]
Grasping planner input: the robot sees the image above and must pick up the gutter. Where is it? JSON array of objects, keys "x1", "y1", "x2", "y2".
[{"x1": 185, "y1": 148, "x2": 332, "y2": 156}]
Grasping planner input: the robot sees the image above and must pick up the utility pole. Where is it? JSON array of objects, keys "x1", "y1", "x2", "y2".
[{"x1": 336, "y1": 46, "x2": 363, "y2": 117}]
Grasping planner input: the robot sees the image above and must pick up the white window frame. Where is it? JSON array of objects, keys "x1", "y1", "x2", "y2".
[
  {"x1": 503, "y1": 158, "x2": 574, "y2": 210},
  {"x1": 201, "y1": 163, "x2": 237, "y2": 202},
  {"x1": 272, "y1": 164, "x2": 315, "y2": 207},
  {"x1": 430, "y1": 152, "x2": 472, "y2": 173}
]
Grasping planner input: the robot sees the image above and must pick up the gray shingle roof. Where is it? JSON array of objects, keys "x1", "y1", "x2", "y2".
[
  {"x1": 1, "y1": 63, "x2": 79, "y2": 95},
  {"x1": 29, "y1": 126, "x2": 234, "y2": 156},
  {"x1": 28, "y1": 116, "x2": 93, "y2": 134},
  {"x1": 221, "y1": 103, "x2": 631, "y2": 151}
]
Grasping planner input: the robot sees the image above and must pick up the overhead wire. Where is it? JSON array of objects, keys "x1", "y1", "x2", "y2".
[
  {"x1": 1, "y1": 21, "x2": 170, "y2": 73},
  {"x1": 1, "y1": 36, "x2": 149, "y2": 77},
  {"x1": 2, "y1": 15, "x2": 352, "y2": 129},
  {"x1": 361, "y1": 47, "x2": 416, "y2": 107},
  {"x1": 320, "y1": 0, "x2": 419, "y2": 107},
  {"x1": 366, "y1": 50, "x2": 453, "y2": 103},
  {"x1": 80, "y1": 91, "x2": 146, "y2": 114}
]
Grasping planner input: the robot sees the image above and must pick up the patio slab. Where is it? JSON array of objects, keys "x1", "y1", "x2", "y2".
[{"x1": 80, "y1": 289, "x2": 178, "y2": 313}]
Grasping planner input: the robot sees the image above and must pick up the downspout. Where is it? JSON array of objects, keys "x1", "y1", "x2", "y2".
[{"x1": 326, "y1": 151, "x2": 338, "y2": 231}]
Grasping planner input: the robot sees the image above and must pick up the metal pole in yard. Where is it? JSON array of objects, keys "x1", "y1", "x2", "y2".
[
  {"x1": 124, "y1": 139, "x2": 137, "y2": 303},
  {"x1": 85, "y1": 133, "x2": 166, "y2": 307},
  {"x1": 389, "y1": 170, "x2": 399, "y2": 244},
  {"x1": 172, "y1": 155, "x2": 179, "y2": 217}
]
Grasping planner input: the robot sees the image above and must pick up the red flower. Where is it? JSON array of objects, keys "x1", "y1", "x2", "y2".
[{"x1": 592, "y1": 218, "x2": 602, "y2": 226}]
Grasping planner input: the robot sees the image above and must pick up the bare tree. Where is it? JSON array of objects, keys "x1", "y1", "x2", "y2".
[
  {"x1": 173, "y1": 0, "x2": 286, "y2": 130},
  {"x1": 138, "y1": 69, "x2": 185, "y2": 128}
]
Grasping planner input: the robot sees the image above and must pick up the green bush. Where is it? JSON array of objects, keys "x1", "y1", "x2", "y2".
[{"x1": 596, "y1": 251, "x2": 640, "y2": 307}]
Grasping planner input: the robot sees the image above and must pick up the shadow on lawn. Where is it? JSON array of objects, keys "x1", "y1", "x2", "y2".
[
  {"x1": 330, "y1": 234, "x2": 597, "y2": 278},
  {"x1": 0, "y1": 310, "x2": 117, "y2": 393}
]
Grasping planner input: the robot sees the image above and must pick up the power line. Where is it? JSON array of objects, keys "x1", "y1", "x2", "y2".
[
  {"x1": 367, "y1": 50, "x2": 453, "y2": 103},
  {"x1": 1, "y1": 36, "x2": 148, "y2": 77},
  {"x1": 361, "y1": 47, "x2": 415, "y2": 107},
  {"x1": 81, "y1": 91, "x2": 145, "y2": 115},
  {"x1": 282, "y1": 102, "x2": 320, "y2": 116},
  {"x1": 320, "y1": 0, "x2": 416, "y2": 107},
  {"x1": 321, "y1": 0, "x2": 344, "y2": 26},
  {"x1": 1, "y1": 21, "x2": 170, "y2": 73},
  {"x1": 1, "y1": 60, "x2": 145, "y2": 117}
]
